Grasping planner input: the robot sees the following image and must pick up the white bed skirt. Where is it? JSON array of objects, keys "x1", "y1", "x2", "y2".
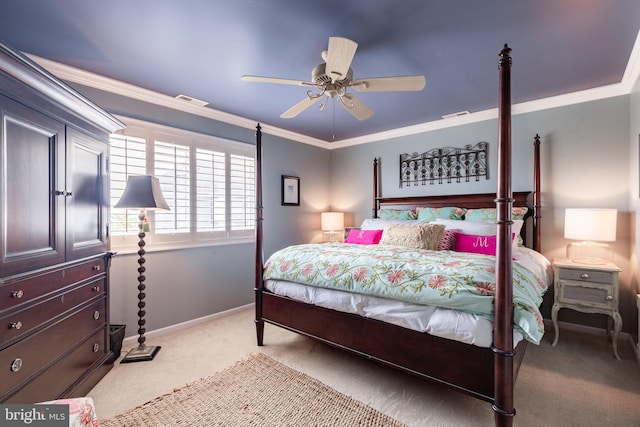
[{"x1": 265, "y1": 279, "x2": 524, "y2": 348}]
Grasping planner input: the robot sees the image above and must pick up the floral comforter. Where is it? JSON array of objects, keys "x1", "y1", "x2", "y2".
[{"x1": 264, "y1": 243, "x2": 549, "y2": 344}]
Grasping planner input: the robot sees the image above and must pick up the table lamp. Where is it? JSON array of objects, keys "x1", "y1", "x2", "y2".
[
  {"x1": 114, "y1": 175, "x2": 169, "y2": 362},
  {"x1": 321, "y1": 212, "x2": 344, "y2": 242},
  {"x1": 564, "y1": 208, "x2": 617, "y2": 265}
]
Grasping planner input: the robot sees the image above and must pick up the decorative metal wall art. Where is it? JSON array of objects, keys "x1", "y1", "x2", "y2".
[{"x1": 399, "y1": 142, "x2": 489, "y2": 187}]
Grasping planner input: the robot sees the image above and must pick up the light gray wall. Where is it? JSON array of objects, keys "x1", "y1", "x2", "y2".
[
  {"x1": 260, "y1": 134, "x2": 331, "y2": 257},
  {"x1": 332, "y1": 95, "x2": 635, "y2": 333},
  {"x1": 70, "y1": 83, "x2": 330, "y2": 336}
]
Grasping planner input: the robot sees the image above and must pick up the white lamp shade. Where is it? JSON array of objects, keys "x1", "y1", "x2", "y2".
[
  {"x1": 321, "y1": 212, "x2": 344, "y2": 231},
  {"x1": 564, "y1": 208, "x2": 617, "y2": 242},
  {"x1": 115, "y1": 175, "x2": 170, "y2": 210}
]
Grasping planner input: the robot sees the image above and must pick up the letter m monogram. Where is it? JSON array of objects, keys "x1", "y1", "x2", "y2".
[{"x1": 473, "y1": 236, "x2": 489, "y2": 248}]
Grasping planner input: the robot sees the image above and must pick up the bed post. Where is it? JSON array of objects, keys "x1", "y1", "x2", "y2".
[
  {"x1": 373, "y1": 157, "x2": 379, "y2": 218},
  {"x1": 532, "y1": 134, "x2": 541, "y2": 253},
  {"x1": 254, "y1": 123, "x2": 265, "y2": 346},
  {"x1": 493, "y1": 44, "x2": 515, "y2": 427}
]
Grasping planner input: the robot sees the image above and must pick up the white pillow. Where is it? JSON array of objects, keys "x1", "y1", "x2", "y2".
[
  {"x1": 433, "y1": 219, "x2": 496, "y2": 235},
  {"x1": 360, "y1": 218, "x2": 423, "y2": 230}
]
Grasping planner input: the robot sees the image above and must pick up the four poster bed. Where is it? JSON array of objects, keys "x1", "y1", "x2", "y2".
[{"x1": 253, "y1": 45, "x2": 548, "y2": 426}]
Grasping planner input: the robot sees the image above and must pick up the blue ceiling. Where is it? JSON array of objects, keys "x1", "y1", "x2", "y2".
[{"x1": 0, "y1": 0, "x2": 638, "y2": 142}]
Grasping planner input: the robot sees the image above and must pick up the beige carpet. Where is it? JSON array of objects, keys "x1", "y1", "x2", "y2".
[
  {"x1": 100, "y1": 352, "x2": 405, "y2": 427},
  {"x1": 90, "y1": 307, "x2": 640, "y2": 426}
]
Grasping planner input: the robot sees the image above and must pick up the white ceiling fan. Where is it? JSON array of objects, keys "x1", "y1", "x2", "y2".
[{"x1": 241, "y1": 37, "x2": 426, "y2": 121}]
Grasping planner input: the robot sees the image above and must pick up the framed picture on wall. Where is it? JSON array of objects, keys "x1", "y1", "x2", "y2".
[{"x1": 282, "y1": 175, "x2": 300, "y2": 206}]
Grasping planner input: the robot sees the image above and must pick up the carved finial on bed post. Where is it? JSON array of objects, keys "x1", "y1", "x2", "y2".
[{"x1": 499, "y1": 44, "x2": 512, "y2": 67}]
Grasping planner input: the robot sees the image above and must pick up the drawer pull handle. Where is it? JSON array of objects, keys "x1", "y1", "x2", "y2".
[
  {"x1": 11, "y1": 290, "x2": 24, "y2": 299},
  {"x1": 580, "y1": 273, "x2": 589, "y2": 279},
  {"x1": 93, "y1": 311, "x2": 100, "y2": 320},
  {"x1": 11, "y1": 321, "x2": 22, "y2": 330},
  {"x1": 10, "y1": 358, "x2": 22, "y2": 372},
  {"x1": 92, "y1": 265, "x2": 101, "y2": 271},
  {"x1": 606, "y1": 295, "x2": 613, "y2": 301},
  {"x1": 92, "y1": 286, "x2": 101, "y2": 292},
  {"x1": 93, "y1": 343, "x2": 100, "y2": 353}
]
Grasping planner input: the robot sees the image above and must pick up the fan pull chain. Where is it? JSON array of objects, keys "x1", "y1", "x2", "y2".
[{"x1": 332, "y1": 98, "x2": 336, "y2": 140}]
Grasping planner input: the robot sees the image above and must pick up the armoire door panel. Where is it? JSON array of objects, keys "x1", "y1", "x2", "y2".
[
  {"x1": 66, "y1": 127, "x2": 109, "y2": 259},
  {"x1": 0, "y1": 96, "x2": 65, "y2": 276}
]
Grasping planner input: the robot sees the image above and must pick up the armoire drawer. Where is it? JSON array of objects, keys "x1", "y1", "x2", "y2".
[
  {"x1": 0, "y1": 257, "x2": 106, "y2": 312},
  {"x1": 0, "y1": 277, "x2": 105, "y2": 348},
  {"x1": 3, "y1": 329, "x2": 107, "y2": 403},
  {"x1": 0, "y1": 298, "x2": 106, "y2": 395}
]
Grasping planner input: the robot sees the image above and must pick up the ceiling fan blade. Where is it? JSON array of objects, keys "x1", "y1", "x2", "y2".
[
  {"x1": 351, "y1": 75, "x2": 426, "y2": 92},
  {"x1": 241, "y1": 75, "x2": 314, "y2": 87},
  {"x1": 340, "y1": 94, "x2": 374, "y2": 121},
  {"x1": 325, "y1": 37, "x2": 358, "y2": 83},
  {"x1": 280, "y1": 96, "x2": 322, "y2": 119}
]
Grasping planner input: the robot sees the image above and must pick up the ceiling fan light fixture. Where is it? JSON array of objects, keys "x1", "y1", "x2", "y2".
[{"x1": 242, "y1": 36, "x2": 424, "y2": 121}]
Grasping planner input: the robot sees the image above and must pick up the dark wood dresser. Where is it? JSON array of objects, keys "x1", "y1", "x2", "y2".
[{"x1": 0, "y1": 42, "x2": 124, "y2": 403}]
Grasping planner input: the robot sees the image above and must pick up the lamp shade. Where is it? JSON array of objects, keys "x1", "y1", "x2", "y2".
[
  {"x1": 564, "y1": 208, "x2": 617, "y2": 242},
  {"x1": 114, "y1": 175, "x2": 170, "y2": 210},
  {"x1": 321, "y1": 212, "x2": 344, "y2": 231}
]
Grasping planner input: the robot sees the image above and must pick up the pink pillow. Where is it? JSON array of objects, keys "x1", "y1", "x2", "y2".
[
  {"x1": 454, "y1": 233, "x2": 514, "y2": 255},
  {"x1": 345, "y1": 229, "x2": 383, "y2": 244},
  {"x1": 437, "y1": 229, "x2": 458, "y2": 251}
]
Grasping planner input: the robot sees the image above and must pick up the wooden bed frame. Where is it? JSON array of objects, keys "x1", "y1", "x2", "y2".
[{"x1": 254, "y1": 45, "x2": 541, "y2": 427}]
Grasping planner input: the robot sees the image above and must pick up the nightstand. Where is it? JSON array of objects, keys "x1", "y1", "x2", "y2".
[{"x1": 551, "y1": 258, "x2": 622, "y2": 359}]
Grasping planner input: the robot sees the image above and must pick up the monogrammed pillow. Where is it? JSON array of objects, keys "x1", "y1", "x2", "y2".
[{"x1": 454, "y1": 232, "x2": 516, "y2": 256}]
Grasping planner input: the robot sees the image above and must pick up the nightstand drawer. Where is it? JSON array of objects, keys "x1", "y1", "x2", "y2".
[
  {"x1": 558, "y1": 268, "x2": 613, "y2": 284},
  {"x1": 558, "y1": 281, "x2": 613, "y2": 309}
]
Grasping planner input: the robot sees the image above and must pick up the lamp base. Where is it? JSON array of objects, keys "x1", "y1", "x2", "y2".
[
  {"x1": 566, "y1": 241, "x2": 613, "y2": 265},
  {"x1": 120, "y1": 345, "x2": 161, "y2": 363}
]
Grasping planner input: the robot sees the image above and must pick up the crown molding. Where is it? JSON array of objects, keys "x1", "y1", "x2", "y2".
[
  {"x1": 27, "y1": 30, "x2": 639, "y2": 150},
  {"x1": 26, "y1": 54, "x2": 328, "y2": 148}
]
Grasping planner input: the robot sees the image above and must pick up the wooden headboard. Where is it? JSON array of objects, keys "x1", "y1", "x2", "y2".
[
  {"x1": 371, "y1": 135, "x2": 541, "y2": 252},
  {"x1": 374, "y1": 191, "x2": 534, "y2": 249}
]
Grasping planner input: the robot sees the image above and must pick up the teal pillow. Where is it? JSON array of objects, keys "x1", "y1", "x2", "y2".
[
  {"x1": 378, "y1": 209, "x2": 417, "y2": 220},
  {"x1": 464, "y1": 207, "x2": 528, "y2": 221},
  {"x1": 416, "y1": 207, "x2": 467, "y2": 222}
]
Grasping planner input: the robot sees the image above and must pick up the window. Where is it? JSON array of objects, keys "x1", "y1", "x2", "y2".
[{"x1": 109, "y1": 117, "x2": 255, "y2": 251}]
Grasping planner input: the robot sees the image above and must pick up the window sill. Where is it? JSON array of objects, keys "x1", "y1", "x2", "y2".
[{"x1": 111, "y1": 236, "x2": 254, "y2": 255}]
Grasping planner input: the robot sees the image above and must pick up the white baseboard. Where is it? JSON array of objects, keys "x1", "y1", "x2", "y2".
[{"x1": 121, "y1": 304, "x2": 253, "y2": 348}]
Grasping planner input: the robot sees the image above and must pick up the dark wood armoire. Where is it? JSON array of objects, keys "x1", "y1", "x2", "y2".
[{"x1": 0, "y1": 42, "x2": 124, "y2": 402}]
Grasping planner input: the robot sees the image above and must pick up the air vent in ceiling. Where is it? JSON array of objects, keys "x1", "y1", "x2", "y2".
[
  {"x1": 442, "y1": 110, "x2": 470, "y2": 119},
  {"x1": 175, "y1": 94, "x2": 209, "y2": 107}
]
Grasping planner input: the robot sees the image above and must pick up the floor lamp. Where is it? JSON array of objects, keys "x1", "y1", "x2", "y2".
[{"x1": 115, "y1": 175, "x2": 169, "y2": 363}]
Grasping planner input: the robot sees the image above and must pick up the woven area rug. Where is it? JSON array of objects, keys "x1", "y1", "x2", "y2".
[{"x1": 100, "y1": 352, "x2": 406, "y2": 426}]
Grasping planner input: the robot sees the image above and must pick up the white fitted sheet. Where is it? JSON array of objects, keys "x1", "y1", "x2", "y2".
[{"x1": 264, "y1": 246, "x2": 552, "y2": 348}]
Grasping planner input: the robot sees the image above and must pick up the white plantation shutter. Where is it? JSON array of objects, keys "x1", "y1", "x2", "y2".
[
  {"x1": 196, "y1": 148, "x2": 226, "y2": 233},
  {"x1": 109, "y1": 134, "x2": 146, "y2": 234},
  {"x1": 229, "y1": 154, "x2": 255, "y2": 232},
  {"x1": 154, "y1": 140, "x2": 190, "y2": 234},
  {"x1": 108, "y1": 117, "x2": 255, "y2": 249}
]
